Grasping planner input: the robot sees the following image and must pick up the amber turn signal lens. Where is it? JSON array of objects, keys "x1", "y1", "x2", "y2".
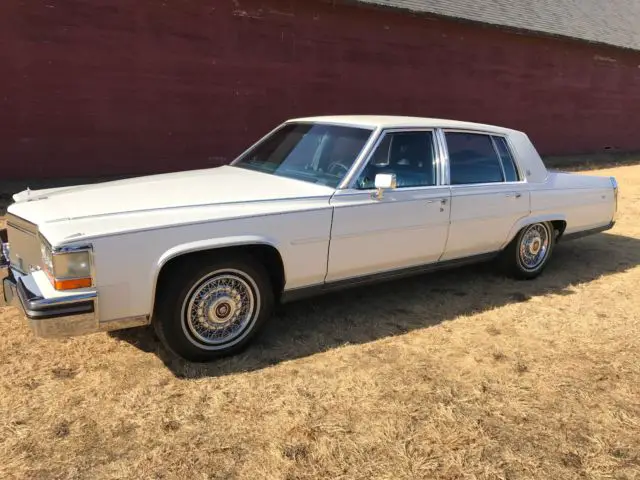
[{"x1": 54, "y1": 277, "x2": 93, "y2": 290}]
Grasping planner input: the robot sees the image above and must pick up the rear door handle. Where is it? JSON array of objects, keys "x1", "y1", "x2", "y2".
[
  {"x1": 426, "y1": 198, "x2": 449, "y2": 204},
  {"x1": 505, "y1": 192, "x2": 522, "y2": 198}
]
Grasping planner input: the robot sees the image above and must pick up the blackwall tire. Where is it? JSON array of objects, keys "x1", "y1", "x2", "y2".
[
  {"x1": 501, "y1": 222, "x2": 555, "y2": 280},
  {"x1": 153, "y1": 255, "x2": 274, "y2": 362}
]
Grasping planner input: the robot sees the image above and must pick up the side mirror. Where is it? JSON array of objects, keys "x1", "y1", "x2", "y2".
[{"x1": 372, "y1": 173, "x2": 397, "y2": 200}]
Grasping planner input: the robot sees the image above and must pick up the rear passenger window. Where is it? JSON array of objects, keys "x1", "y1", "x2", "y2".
[
  {"x1": 446, "y1": 132, "x2": 504, "y2": 185},
  {"x1": 492, "y1": 136, "x2": 520, "y2": 182}
]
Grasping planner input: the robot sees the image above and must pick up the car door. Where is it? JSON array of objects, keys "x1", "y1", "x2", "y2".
[
  {"x1": 440, "y1": 130, "x2": 530, "y2": 261},
  {"x1": 326, "y1": 130, "x2": 451, "y2": 283}
]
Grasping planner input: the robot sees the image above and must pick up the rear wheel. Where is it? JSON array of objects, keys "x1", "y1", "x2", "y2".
[
  {"x1": 501, "y1": 222, "x2": 555, "y2": 279},
  {"x1": 153, "y1": 255, "x2": 274, "y2": 362}
]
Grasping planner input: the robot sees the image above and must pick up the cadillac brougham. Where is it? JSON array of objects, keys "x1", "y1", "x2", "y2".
[{"x1": 0, "y1": 116, "x2": 618, "y2": 361}]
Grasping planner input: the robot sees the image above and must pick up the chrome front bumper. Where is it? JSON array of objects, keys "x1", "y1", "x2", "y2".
[{"x1": 1, "y1": 234, "x2": 99, "y2": 338}]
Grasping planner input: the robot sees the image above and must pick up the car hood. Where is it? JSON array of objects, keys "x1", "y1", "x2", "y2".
[{"x1": 8, "y1": 165, "x2": 334, "y2": 226}]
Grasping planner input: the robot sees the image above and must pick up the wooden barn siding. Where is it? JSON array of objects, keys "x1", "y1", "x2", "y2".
[{"x1": 0, "y1": 0, "x2": 639, "y2": 179}]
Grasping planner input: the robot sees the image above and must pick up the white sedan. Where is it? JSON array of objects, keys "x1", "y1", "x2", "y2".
[{"x1": 1, "y1": 116, "x2": 618, "y2": 361}]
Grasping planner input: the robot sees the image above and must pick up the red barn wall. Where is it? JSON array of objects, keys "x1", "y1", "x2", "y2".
[{"x1": 1, "y1": 0, "x2": 639, "y2": 180}]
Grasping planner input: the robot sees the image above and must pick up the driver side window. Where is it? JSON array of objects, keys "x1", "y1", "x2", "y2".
[{"x1": 356, "y1": 131, "x2": 437, "y2": 189}]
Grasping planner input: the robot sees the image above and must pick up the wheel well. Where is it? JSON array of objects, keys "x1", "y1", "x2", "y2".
[
  {"x1": 153, "y1": 244, "x2": 286, "y2": 311},
  {"x1": 550, "y1": 220, "x2": 567, "y2": 240},
  {"x1": 504, "y1": 220, "x2": 567, "y2": 250}
]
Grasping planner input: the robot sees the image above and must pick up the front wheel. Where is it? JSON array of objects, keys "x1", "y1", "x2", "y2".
[
  {"x1": 500, "y1": 222, "x2": 555, "y2": 280},
  {"x1": 153, "y1": 255, "x2": 274, "y2": 362}
]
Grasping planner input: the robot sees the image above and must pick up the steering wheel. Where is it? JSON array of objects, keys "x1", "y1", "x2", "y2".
[{"x1": 327, "y1": 161, "x2": 350, "y2": 177}]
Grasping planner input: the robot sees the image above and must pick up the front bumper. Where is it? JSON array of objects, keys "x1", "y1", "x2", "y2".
[{"x1": 1, "y1": 235, "x2": 99, "y2": 338}]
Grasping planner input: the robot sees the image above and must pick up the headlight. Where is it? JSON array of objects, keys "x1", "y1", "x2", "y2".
[
  {"x1": 53, "y1": 252, "x2": 92, "y2": 279},
  {"x1": 41, "y1": 239, "x2": 93, "y2": 290}
]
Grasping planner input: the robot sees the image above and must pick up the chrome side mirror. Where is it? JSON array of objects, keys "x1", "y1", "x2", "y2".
[{"x1": 372, "y1": 173, "x2": 397, "y2": 200}]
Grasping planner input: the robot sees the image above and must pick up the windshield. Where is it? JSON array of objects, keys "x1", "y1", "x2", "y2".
[{"x1": 232, "y1": 123, "x2": 373, "y2": 188}]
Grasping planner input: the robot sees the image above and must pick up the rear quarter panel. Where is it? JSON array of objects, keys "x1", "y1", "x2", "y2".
[
  {"x1": 530, "y1": 172, "x2": 615, "y2": 235},
  {"x1": 503, "y1": 131, "x2": 614, "y2": 243}
]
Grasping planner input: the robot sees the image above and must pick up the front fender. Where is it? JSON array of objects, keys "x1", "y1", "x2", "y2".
[{"x1": 501, "y1": 214, "x2": 567, "y2": 250}]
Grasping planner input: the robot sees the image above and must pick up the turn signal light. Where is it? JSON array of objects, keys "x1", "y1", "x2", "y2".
[{"x1": 53, "y1": 277, "x2": 93, "y2": 291}]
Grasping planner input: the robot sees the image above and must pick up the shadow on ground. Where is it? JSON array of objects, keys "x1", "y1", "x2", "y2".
[{"x1": 110, "y1": 231, "x2": 640, "y2": 378}]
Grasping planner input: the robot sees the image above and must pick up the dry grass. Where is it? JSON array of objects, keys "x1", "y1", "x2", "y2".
[{"x1": 1, "y1": 166, "x2": 640, "y2": 480}]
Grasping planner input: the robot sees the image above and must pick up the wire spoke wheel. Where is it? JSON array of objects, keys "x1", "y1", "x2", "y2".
[
  {"x1": 518, "y1": 223, "x2": 551, "y2": 271},
  {"x1": 181, "y1": 269, "x2": 260, "y2": 349}
]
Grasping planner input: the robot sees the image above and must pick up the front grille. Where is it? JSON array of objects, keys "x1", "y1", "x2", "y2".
[{"x1": 6, "y1": 213, "x2": 42, "y2": 274}]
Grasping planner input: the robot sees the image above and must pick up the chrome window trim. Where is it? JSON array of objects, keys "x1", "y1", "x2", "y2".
[
  {"x1": 341, "y1": 127, "x2": 443, "y2": 190},
  {"x1": 333, "y1": 183, "x2": 451, "y2": 198},
  {"x1": 434, "y1": 128, "x2": 450, "y2": 186},
  {"x1": 338, "y1": 126, "x2": 382, "y2": 190},
  {"x1": 229, "y1": 123, "x2": 289, "y2": 166},
  {"x1": 449, "y1": 180, "x2": 528, "y2": 188},
  {"x1": 441, "y1": 128, "x2": 528, "y2": 187},
  {"x1": 491, "y1": 134, "x2": 524, "y2": 183},
  {"x1": 490, "y1": 136, "x2": 508, "y2": 181},
  {"x1": 441, "y1": 127, "x2": 510, "y2": 136},
  {"x1": 285, "y1": 119, "x2": 378, "y2": 131}
]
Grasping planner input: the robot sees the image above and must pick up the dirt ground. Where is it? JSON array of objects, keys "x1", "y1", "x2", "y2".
[{"x1": 1, "y1": 165, "x2": 639, "y2": 480}]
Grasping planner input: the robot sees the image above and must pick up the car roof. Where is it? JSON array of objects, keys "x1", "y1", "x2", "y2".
[{"x1": 288, "y1": 115, "x2": 520, "y2": 135}]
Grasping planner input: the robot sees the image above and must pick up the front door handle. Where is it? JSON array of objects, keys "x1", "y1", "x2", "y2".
[
  {"x1": 426, "y1": 198, "x2": 449, "y2": 204},
  {"x1": 505, "y1": 192, "x2": 522, "y2": 198}
]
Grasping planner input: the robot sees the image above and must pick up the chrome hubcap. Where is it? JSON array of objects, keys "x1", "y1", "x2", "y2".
[
  {"x1": 183, "y1": 271, "x2": 258, "y2": 347},
  {"x1": 208, "y1": 298, "x2": 237, "y2": 324},
  {"x1": 519, "y1": 224, "x2": 550, "y2": 271}
]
